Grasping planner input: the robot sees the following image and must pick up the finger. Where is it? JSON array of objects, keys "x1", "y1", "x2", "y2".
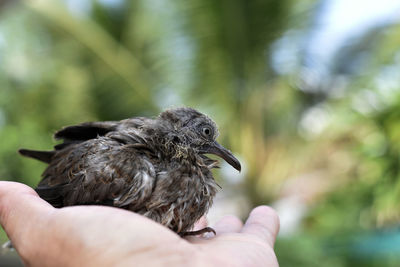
[
  {"x1": 241, "y1": 206, "x2": 280, "y2": 247},
  {"x1": 213, "y1": 215, "x2": 243, "y2": 235},
  {"x1": 0, "y1": 182, "x2": 53, "y2": 248},
  {"x1": 193, "y1": 216, "x2": 208, "y2": 231}
]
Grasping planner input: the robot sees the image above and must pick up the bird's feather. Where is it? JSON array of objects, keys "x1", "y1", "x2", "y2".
[
  {"x1": 54, "y1": 121, "x2": 118, "y2": 141},
  {"x1": 37, "y1": 136, "x2": 157, "y2": 210},
  {"x1": 18, "y1": 149, "x2": 55, "y2": 163}
]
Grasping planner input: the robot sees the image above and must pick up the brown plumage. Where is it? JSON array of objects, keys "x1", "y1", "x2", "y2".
[{"x1": 19, "y1": 107, "x2": 241, "y2": 235}]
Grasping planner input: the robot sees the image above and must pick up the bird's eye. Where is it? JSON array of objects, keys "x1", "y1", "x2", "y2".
[{"x1": 202, "y1": 126, "x2": 212, "y2": 137}]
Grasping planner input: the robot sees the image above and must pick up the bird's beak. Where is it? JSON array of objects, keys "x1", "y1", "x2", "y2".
[{"x1": 200, "y1": 141, "x2": 241, "y2": 172}]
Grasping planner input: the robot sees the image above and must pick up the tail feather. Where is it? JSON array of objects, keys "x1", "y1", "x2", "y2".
[{"x1": 19, "y1": 149, "x2": 54, "y2": 163}]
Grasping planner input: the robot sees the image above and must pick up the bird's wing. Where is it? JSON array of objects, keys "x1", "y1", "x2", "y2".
[
  {"x1": 55, "y1": 121, "x2": 118, "y2": 141},
  {"x1": 53, "y1": 121, "x2": 119, "y2": 150},
  {"x1": 36, "y1": 137, "x2": 157, "y2": 209},
  {"x1": 53, "y1": 117, "x2": 151, "y2": 150}
]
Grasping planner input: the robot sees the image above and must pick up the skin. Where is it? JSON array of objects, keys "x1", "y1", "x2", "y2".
[{"x1": 0, "y1": 181, "x2": 280, "y2": 267}]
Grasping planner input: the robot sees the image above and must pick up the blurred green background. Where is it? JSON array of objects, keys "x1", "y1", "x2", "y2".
[{"x1": 1, "y1": 0, "x2": 400, "y2": 266}]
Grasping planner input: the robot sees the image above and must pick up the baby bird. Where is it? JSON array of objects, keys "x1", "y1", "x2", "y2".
[{"x1": 19, "y1": 107, "x2": 241, "y2": 236}]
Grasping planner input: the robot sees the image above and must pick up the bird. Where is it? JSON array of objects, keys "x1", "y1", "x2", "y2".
[{"x1": 19, "y1": 107, "x2": 241, "y2": 236}]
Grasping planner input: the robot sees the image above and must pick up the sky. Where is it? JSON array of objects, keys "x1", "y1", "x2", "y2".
[
  {"x1": 306, "y1": 0, "x2": 400, "y2": 71},
  {"x1": 272, "y1": 0, "x2": 400, "y2": 77},
  {"x1": 64, "y1": 0, "x2": 400, "y2": 74}
]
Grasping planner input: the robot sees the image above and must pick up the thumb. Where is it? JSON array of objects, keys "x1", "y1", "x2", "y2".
[{"x1": 0, "y1": 182, "x2": 53, "y2": 251}]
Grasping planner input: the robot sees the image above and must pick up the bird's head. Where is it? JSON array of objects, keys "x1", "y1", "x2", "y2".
[{"x1": 158, "y1": 107, "x2": 241, "y2": 171}]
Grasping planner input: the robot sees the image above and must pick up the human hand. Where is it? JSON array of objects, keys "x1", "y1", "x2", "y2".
[{"x1": 0, "y1": 181, "x2": 279, "y2": 267}]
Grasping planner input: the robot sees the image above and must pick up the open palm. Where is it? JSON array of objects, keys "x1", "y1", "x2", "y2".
[{"x1": 0, "y1": 181, "x2": 279, "y2": 267}]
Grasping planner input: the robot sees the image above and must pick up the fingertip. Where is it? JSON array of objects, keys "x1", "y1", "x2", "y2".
[
  {"x1": 0, "y1": 181, "x2": 53, "y2": 250},
  {"x1": 193, "y1": 216, "x2": 208, "y2": 231},
  {"x1": 250, "y1": 206, "x2": 280, "y2": 231},
  {"x1": 0, "y1": 182, "x2": 40, "y2": 223},
  {"x1": 213, "y1": 215, "x2": 243, "y2": 234},
  {"x1": 221, "y1": 215, "x2": 244, "y2": 227},
  {"x1": 241, "y1": 205, "x2": 280, "y2": 246},
  {"x1": 0, "y1": 181, "x2": 38, "y2": 197},
  {"x1": 0, "y1": 181, "x2": 42, "y2": 224}
]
